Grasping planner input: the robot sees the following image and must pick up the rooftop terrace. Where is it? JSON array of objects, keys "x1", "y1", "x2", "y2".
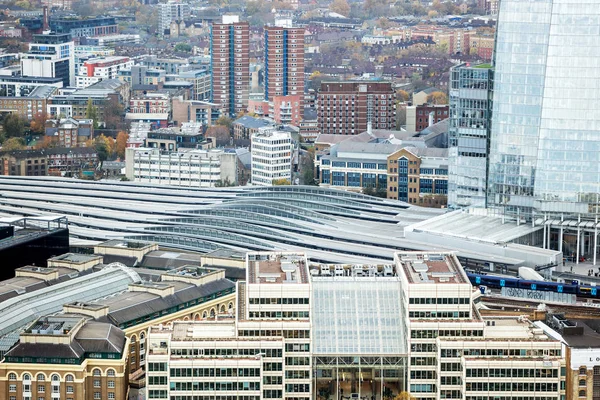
[{"x1": 397, "y1": 251, "x2": 468, "y2": 284}]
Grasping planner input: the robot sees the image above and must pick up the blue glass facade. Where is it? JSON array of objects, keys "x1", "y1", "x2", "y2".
[{"x1": 488, "y1": 0, "x2": 600, "y2": 219}]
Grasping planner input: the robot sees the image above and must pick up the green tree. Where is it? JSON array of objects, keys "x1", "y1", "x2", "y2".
[
  {"x1": 272, "y1": 178, "x2": 291, "y2": 185},
  {"x1": 1, "y1": 137, "x2": 26, "y2": 151},
  {"x1": 174, "y1": 43, "x2": 192, "y2": 52},
  {"x1": 215, "y1": 116, "x2": 233, "y2": 130},
  {"x1": 94, "y1": 136, "x2": 110, "y2": 163},
  {"x1": 2, "y1": 114, "x2": 26, "y2": 138}
]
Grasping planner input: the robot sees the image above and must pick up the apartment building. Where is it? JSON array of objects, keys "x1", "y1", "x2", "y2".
[
  {"x1": 146, "y1": 251, "x2": 311, "y2": 400},
  {"x1": 251, "y1": 128, "x2": 293, "y2": 186},
  {"x1": 178, "y1": 68, "x2": 211, "y2": 101},
  {"x1": 0, "y1": 316, "x2": 129, "y2": 400},
  {"x1": 210, "y1": 17, "x2": 250, "y2": 117},
  {"x1": 264, "y1": 26, "x2": 305, "y2": 119},
  {"x1": 0, "y1": 150, "x2": 47, "y2": 176},
  {"x1": 317, "y1": 81, "x2": 396, "y2": 135},
  {"x1": 157, "y1": 1, "x2": 190, "y2": 36},
  {"x1": 130, "y1": 92, "x2": 170, "y2": 115},
  {"x1": 125, "y1": 147, "x2": 238, "y2": 187},
  {"x1": 45, "y1": 118, "x2": 94, "y2": 148},
  {"x1": 76, "y1": 56, "x2": 133, "y2": 88}
]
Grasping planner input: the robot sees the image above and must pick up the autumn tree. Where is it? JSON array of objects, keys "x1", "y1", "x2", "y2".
[
  {"x1": 272, "y1": 178, "x2": 291, "y2": 185},
  {"x1": 376, "y1": 17, "x2": 391, "y2": 30},
  {"x1": 396, "y1": 89, "x2": 410, "y2": 102},
  {"x1": 206, "y1": 126, "x2": 231, "y2": 147},
  {"x1": 426, "y1": 91, "x2": 448, "y2": 105},
  {"x1": 394, "y1": 392, "x2": 416, "y2": 400},
  {"x1": 215, "y1": 116, "x2": 233, "y2": 130},
  {"x1": 329, "y1": 0, "x2": 350, "y2": 16},
  {"x1": 115, "y1": 131, "x2": 129, "y2": 159},
  {"x1": 36, "y1": 136, "x2": 59, "y2": 149},
  {"x1": 1, "y1": 137, "x2": 26, "y2": 151},
  {"x1": 30, "y1": 112, "x2": 47, "y2": 135},
  {"x1": 103, "y1": 98, "x2": 125, "y2": 130},
  {"x1": 85, "y1": 98, "x2": 99, "y2": 128}
]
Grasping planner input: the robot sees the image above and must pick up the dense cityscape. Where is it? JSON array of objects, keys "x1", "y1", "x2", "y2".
[{"x1": 0, "y1": 0, "x2": 598, "y2": 400}]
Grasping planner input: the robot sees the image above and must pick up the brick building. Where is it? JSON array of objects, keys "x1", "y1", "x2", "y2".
[
  {"x1": 0, "y1": 150, "x2": 47, "y2": 176},
  {"x1": 264, "y1": 26, "x2": 304, "y2": 119},
  {"x1": 210, "y1": 18, "x2": 249, "y2": 117},
  {"x1": 317, "y1": 81, "x2": 396, "y2": 135}
]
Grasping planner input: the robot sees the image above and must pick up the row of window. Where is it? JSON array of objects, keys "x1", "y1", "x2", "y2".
[
  {"x1": 442, "y1": 348, "x2": 561, "y2": 358},
  {"x1": 170, "y1": 348, "x2": 282, "y2": 358},
  {"x1": 409, "y1": 297, "x2": 470, "y2": 305},
  {"x1": 466, "y1": 382, "x2": 558, "y2": 392},
  {"x1": 248, "y1": 311, "x2": 309, "y2": 319},
  {"x1": 238, "y1": 330, "x2": 310, "y2": 339},
  {"x1": 410, "y1": 329, "x2": 484, "y2": 339},
  {"x1": 248, "y1": 298, "x2": 309, "y2": 305},
  {"x1": 170, "y1": 382, "x2": 260, "y2": 391},
  {"x1": 465, "y1": 368, "x2": 559, "y2": 378},
  {"x1": 408, "y1": 311, "x2": 470, "y2": 319}
]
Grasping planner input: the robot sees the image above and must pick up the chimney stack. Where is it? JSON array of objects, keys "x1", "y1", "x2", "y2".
[{"x1": 43, "y1": 6, "x2": 49, "y2": 32}]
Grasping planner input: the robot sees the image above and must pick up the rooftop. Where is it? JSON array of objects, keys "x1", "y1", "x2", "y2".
[
  {"x1": 397, "y1": 251, "x2": 468, "y2": 284},
  {"x1": 247, "y1": 252, "x2": 309, "y2": 285}
]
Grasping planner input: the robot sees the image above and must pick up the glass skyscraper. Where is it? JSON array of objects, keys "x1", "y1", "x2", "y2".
[
  {"x1": 448, "y1": 63, "x2": 493, "y2": 209},
  {"x1": 488, "y1": 0, "x2": 600, "y2": 220}
]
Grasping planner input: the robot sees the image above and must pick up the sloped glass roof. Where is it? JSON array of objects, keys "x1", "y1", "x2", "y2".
[{"x1": 311, "y1": 277, "x2": 407, "y2": 355}]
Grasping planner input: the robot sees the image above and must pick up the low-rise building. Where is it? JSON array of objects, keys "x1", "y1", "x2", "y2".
[
  {"x1": 251, "y1": 128, "x2": 293, "y2": 186},
  {"x1": 145, "y1": 125, "x2": 210, "y2": 151},
  {"x1": 171, "y1": 96, "x2": 220, "y2": 127},
  {"x1": 0, "y1": 316, "x2": 129, "y2": 400},
  {"x1": 0, "y1": 85, "x2": 56, "y2": 120},
  {"x1": 233, "y1": 115, "x2": 274, "y2": 141},
  {"x1": 45, "y1": 118, "x2": 94, "y2": 148},
  {"x1": 406, "y1": 103, "x2": 449, "y2": 133},
  {"x1": 176, "y1": 68, "x2": 211, "y2": 101},
  {"x1": 125, "y1": 147, "x2": 239, "y2": 187},
  {"x1": 130, "y1": 92, "x2": 170, "y2": 115},
  {"x1": 45, "y1": 146, "x2": 98, "y2": 175},
  {"x1": 0, "y1": 150, "x2": 47, "y2": 176}
]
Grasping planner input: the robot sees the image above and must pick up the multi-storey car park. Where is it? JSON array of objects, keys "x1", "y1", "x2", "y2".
[{"x1": 0, "y1": 176, "x2": 562, "y2": 271}]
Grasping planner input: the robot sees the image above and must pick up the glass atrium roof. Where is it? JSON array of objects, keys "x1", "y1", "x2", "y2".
[{"x1": 311, "y1": 277, "x2": 407, "y2": 355}]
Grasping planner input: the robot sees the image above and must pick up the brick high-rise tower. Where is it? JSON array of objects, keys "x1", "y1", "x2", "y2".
[
  {"x1": 210, "y1": 18, "x2": 249, "y2": 117},
  {"x1": 264, "y1": 25, "x2": 305, "y2": 118}
]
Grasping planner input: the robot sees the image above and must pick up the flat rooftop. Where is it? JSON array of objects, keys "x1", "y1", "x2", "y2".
[
  {"x1": 247, "y1": 252, "x2": 308, "y2": 284},
  {"x1": 26, "y1": 316, "x2": 82, "y2": 335},
  {"x1": 49, "y1": 253, "x2": 101, "y2": 263},
  {"x1": 397, "y1": 251, "x2": 468, "y2": 284},
  {"x1": 96, "y1": 239, "x2": 152, "y2": 249}
]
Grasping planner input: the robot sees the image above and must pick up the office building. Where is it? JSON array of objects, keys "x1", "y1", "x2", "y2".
[
  {"x1": 0, "y1": 76, "x2": 62, "y2": 98},
  {"x1": 0, "y1": 85, "x2": 56, "y2": 120},
  {"x1": 251, "y1": 128, "x2": 293, "y2": 186},
  {"x1": 81, "y1": 34, "x2": 141, "y2": 47},
  {"x1": 0, "y1": 316, "x2": 129, "y2": 400},
  {"x1": 146, "y1": 251, "x2": 311, "y2": 400},
  {"x1": 50, "y1": 16, "x2": 118, "y2": 41},
  {"x1": 488, "y1": 0, "x2": 600, "y2": 220},
  {"x1": 171, "y1": 96, "x2": 221, "y2": 127},
  {"x1": 178, "y1": 68, "x2": 211, "y2": 101},
  {"x1": 406, "y1": 103, "x2": 449, "y2": 133},
  {"x1": 233, "y1": 115, "x2": 273, "y2": 140},
  {"x1": 21, "y1": 33, "x2": 75, "y2": 87},
  {"x1": 140, "y1": 55, "x2": 188, "y2": 75},
  {"x1": 264, "y1": 26, "x2": 304, "y2": 117},
  {"x1": 317, "y1": 81, "x2": 396, "y2": 135},
  {"x1": 76, "y1": 56, "x2": 133, "y2": 88},
  {"x1": 125, "y1": 147, "x2": 239, "y2": 187},
  {"x1": 158, "y1": 1, "x2": 191, "y2": 36},
  {"x1": 210, "y1": 18, "x2": 250, "y2": 117},
  {"x1": 448, "y1": 63, "x2": 493, "y2": 209}
]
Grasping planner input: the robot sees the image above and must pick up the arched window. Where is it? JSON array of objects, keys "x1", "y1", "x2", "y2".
[
  {"x1": 93, "y1": 369, "x2": 101, "y2": 377},
  {"x1": 65, "y1": 374, "x2": 74, "y2": 382},
  {"x1": 23, "y1": 374, "x2": 31, "y2": 381},
  {"x1": 140, "y1": 332, "x2": 145, "y2": 340},
  {"x1": 579, "y1": 390, "x2": 586, "y2": 397},
  {"x1": 51, "y1": 374, "x2": 60, "y2": 383},
  {"x1": 579, "y1": 379, "x2": 587, "y2": 387},
  {"x1": 210, "y1": 308, "x2": 216, "y2": 317},
  {"x1": 107, "y1": 369, "x2": 115, "y2": 377},
  {"x1": 202, "y1": 311, "x2": 207, "y2": 319},
  {"x1": 220, "y1": 305, "x2": 226, "y2": 313},
  {"x1": 580, "y1": 367, "x2": 587, "y2": 375},
  {"x1": 8, "y1": 373, "x2": 16, "y2": 380},
  {"x1": 228, "y1": 302, "x2": 233, "y2": 310},
  {"x1": 37, "y1": 373, "x2": 45, "y2": 381}
]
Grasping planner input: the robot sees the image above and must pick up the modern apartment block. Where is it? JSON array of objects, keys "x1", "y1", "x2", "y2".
[
  {"x1": 488, "y1": 0, "x2": 600, "y2": 220},
  {"x1": 21, "y1": 33, "x2": 75, "y2": 87},
  {"x1": 146, "y1": 251, "x2": 311, "y2": 400},
  {"x1": 317, "y1": 81, "x2": 396, "y2": 135},
  {"x1": 264, "y1": 25, "x2": 305, "y2": 118},
  {"x1": 125, "y1": 147, "x2": 239, "y2": 187},
  {"x1": 448, "y1": 63, "x2": 493, "y2": 209},
  {"x1": 251, "y1": 128, "x2": 293, "y2": 186},
  {"x1": 157, "y1": 1, "x2": 190, "y2": 36},
  {"x1": 76, "y1": 56, "x2": 133, "y2": 88},
  {"x1": 210, "y1": 17, "x2": 250, "y2": 117}
]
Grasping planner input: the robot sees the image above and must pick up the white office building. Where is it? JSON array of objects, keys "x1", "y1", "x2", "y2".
[
  {"x1": 146, "y1": 251, "x2": 312, "y2": 400},
  {"x1": 125, "y1": 147, "x2": 238, "y2": 187},
  {"x1": 158, "y1": 1, "x2": 191, "y2": 36},
  {"x1": 251, "y1": 128, "x2": 293, "y2": 186},
  {"x1": 21, "y1": 33, "x2": 75, "y2": 87}
]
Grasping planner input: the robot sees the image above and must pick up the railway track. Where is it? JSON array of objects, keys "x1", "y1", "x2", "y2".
[{"x1": 478, "y1": 295, "x2": 600, "y2": 318}]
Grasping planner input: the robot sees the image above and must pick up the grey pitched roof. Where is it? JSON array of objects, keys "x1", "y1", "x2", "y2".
[
  {"x1": 233, "y1": 116, "x2": 272, "y2": 129},
  {"x1": 105, "y1": 278, "x2": 235, "y2": 325},
  {"x1": 75, "y1": 322, "x2": 125, "y2": 353}
]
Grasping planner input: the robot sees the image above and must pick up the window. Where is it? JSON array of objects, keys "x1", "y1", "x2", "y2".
[
  {"x1": 108, "y1": 381, "x2": 115, "y2": 388},
  {"x1": 38, "y1": 386, "x2": 45, "y2": 393},
  {"x1": 108, "y1": 394, "x2": 115, "y2": 400},
  {"x1": 37, "y1": 374, "x2": 45, "y2": 381},
  {"x1": 67, "y1": 386, "x2": 74, "y2": 394},
  {"x1": 51, "y1": 375, "x2": 59, "y2": 383},
  {"x1": 65, "y1": 375, "x2": 74, "y2": 382},
  {"x1": 94, "y1": 392, "x2": 101, "y2": 400},
  {"x1": 107, "y1": 370, "x2": 115, "y2": 377},
  {"x1": 93, "y1": 369, "x2": 101, "y2": 377},
  {"x1": 9, "y1": 384, "x2": 16, "y2": 392},
  {"x1": 579, "y1": 379, "x2": 587, "y2": 386},
  {"x1": 580, "y1": 367, "x2": 587, "y2": 375},
  {"x1": 579, "y1": 390, "x2": 586, "y2": 397},
  {"x1": 9, "y1": 373, "x2": 16, "y2": 380},
  {"x1": 93, "y1": 380, "x2": 101, "y2": 388}
]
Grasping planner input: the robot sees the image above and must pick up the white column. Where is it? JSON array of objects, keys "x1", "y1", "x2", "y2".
[
  {"x1": 559, "y1": 227, "x2": 563, "y2": 253},
  {"x1": 543, "y1": 223, "x2": 547, "y2": 249},
  {"x1": 576, "y1": 227, "x2": 580, "y2": 265},
  {"x1": 594, "y1": 227, "x2": 598, "y2": 267}
]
